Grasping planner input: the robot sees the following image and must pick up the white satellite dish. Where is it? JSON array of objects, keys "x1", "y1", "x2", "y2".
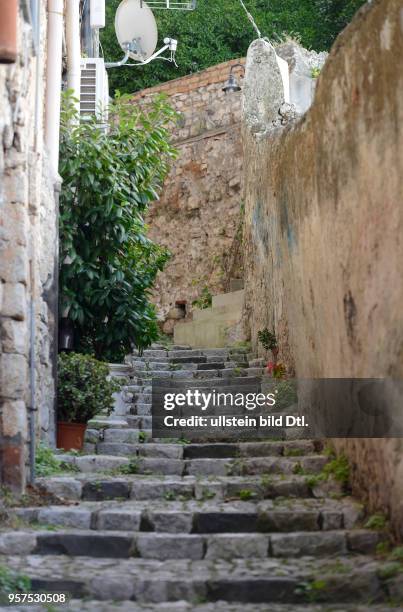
[{"x1": 115, "y1": 0, "x2": 158, "y2": 62}]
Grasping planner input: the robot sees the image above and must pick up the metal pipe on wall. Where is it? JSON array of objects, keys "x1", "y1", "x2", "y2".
[
  {"x1": 45, "y1": 0, "x2": 64, "y2": 176},
  {"x1": 66, "y1": 0, "x2": 81, "y2": 110}
]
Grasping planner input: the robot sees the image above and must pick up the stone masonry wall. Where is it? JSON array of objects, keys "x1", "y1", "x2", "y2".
[
  {"x1": 131, "y1": 60, "x2": 245, "y2": 334},
  {"x1": 242, "y1": 0, "x2": 403, "y2": 538},
  {"x1": 0, "y1": 3, "x2": 58, "y2": 491}
]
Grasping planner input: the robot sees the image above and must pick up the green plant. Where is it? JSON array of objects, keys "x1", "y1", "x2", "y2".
[
  {"x1": 275, "y1": 380, "x2": 298, "y2": 409},
  {"x1": 119, "y1": 459, "x2": 140, "y2": 475},
  {"x1": 138, "y1": 431, "x2": 147, "y2": 443},
  {"x1": 192, "y1": 287, "x2": 212, "y2": 310},
  {"x1": 35, "y1": 444, "x2": 62, "y2": 477},
  {"x1": 238, "y1": 489, "x2": 254, "y2": 501},
  {"x1": 365, "y1": 513, "x2": 388, "y2": 531},
  {"x1": 322, "y1": 454, "x2": 350, "y2": 487},
  {"x1": 311, "y1": 66, "x2": 321, "y2": 78},
  {"x1": 0, "y1": 566, "x2": 31, "y2": 603},
  {"x1": 258, "y1": 328, "x2": 277, "y2": 352},
  {"x1": 58, "y1": 352, "x2": 121, "y2": 423},
  {"x1": 59, "y1": 92, "x2": 177, "y2": 361}
]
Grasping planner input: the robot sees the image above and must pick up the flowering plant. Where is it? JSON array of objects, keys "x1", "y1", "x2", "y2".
[{"x1": 266, "y1": 361, "x2": 287, "y2": 379}]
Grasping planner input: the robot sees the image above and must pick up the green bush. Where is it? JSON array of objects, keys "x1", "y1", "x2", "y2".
[
  {"x1": 57, "y1": 353, "x2": 121, "y2": 423},
  {"x1": 35, "y1": 444, "x2": 62, "y2": 477},
  {"x1": 59, "y1": 92, "x2": 176, "y2": 361}
]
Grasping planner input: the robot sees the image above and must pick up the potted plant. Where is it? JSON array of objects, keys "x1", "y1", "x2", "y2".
[{"x1": 57, "y1": 352, "x2": 121, "y2": 451}]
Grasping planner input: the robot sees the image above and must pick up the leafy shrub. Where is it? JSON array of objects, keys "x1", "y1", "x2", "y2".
[
  {"x1": 58, "y1": 353, "x2": 121, "y2": 423},
  {"x1": 59, "y1": 92, "x2": 176, "y2": 361},
  {"x1": 35, "y1": 444, "x2": 62, "y2": 477},
  {"x1": 275, "y1": 379, "x2": 298, "y2": 409},
  {"x1": 258, "y1": 328, "x2": 277, "y2": 351},
  {"x1": 192, "y1": 287, "x2": 212, "y2": 310}
]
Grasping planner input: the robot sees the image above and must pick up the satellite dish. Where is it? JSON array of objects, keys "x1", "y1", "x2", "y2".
[{"x1": 115, "y1": 0, "x2": 158, "y2": 62}]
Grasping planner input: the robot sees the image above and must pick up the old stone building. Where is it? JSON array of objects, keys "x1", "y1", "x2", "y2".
[
  {"x1": 0, "y1": 2, "x2": 58, "y2": 491},
  {"x1": 131, "y1": 60, "x2": 246, "y2": 335}
]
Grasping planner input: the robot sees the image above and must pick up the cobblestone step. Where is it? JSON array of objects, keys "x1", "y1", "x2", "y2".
[
  {"x1": 7, "y1": 603, "x2": 399, "y2": 612},
  {"x1": 0, "y1": 529, "x2": 383, "y2": 560},
  {"x1": 56, "y1": 453, "x2": 329, "y2": 476},
  {"x1": 14, "y1": 498, "x2": 364, "y2": 533},
  {"x1": 1, "y1": 555, "x2": 396, "y2": 604},
  {"x1": 37, "y1": 473, "x2": 329, "y2": 502}
]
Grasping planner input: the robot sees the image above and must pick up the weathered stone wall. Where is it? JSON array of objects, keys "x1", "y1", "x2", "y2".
[
  {"x1": 242, "y1": 0, "x2": 403, "y2": 538},
  {"x1": 0, "y1": 2, "x2": 58, "y2": 490},
  {"x1": 131, "y1": 60, "x2": 245, "y2": 334}
]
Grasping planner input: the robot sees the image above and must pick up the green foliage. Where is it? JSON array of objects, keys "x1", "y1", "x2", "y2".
[
  {"x1": 0, "y1": 566, "x2": 31, "y2": 603},
  {"x1": 119, "y1": 458, "x2": 140, "y2": 474},
  {"x1": 322, "y1": 453, "x2": 350, "y2": 486},
  {"x1": 275, "y1": 380, "x2": 298, "y2": 409},
  {"x1": 238, "y1": 489, "x2": 254, "y2": 501},
  {"x1": 59, "y1": 92, "x2": 177, "y2": 361},
  {"x1": 192, "y1": 286, "x2": 212, "y2": 310},
  {"x1": 35, "y1": 444, "x2": 62, "y2": 477},
  {"x1": 365, "y1": 513, "x2": 388, "y2": 531},
  {"x1": 101, "y1": 0, "x2": 365, "y2": 95},
  {"x1": 258, "y1": 328, "x2": 277, "y2": 351},
  {"x1": 58, "y1": 352, "x2": 120, "y2": 423}
]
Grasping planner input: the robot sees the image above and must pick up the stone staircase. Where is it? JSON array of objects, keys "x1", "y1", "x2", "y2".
[{"x1": 1, "y1": 345, "x2": 401, "y2": 610}]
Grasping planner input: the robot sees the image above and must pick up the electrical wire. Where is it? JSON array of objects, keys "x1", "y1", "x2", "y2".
[{"x1": 238, "y1": 0, "x2": 262, "y2": 39}]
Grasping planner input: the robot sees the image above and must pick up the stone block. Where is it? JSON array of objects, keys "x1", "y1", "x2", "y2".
[
  {"x1": 136, "y1": 534, "x2": 204, "y2": 560},
  {"x1": 0, "y1": 532, "x2": 37, "y2": 555},
  {"x1": 35, "y1": 531, "x2": 135, "y2": 558},
  {"x1": 140, "y1": 458, "x2": 184, "y2": 476},
  {"x1": 82, "y1": 479, "x2": 130, "y2": 501},
  {"x1": 36, "y1": 477, "x2": 82, "y2": 501},
  {"x1": 37, "y1": 507, "x2": 92, "y2": 529},
  {"x1": 0, "y1": 353, "x2": 28, "y2": 398},
  {"x1": 96, "y1": 509, "x2": 142, "y2": 531},
  {"x1": 75, "y1": 455, "x2": 129, "y2": 473},
  {"x1": 1, "y1": 282, "x2": 26, "y2": 320},
  {"x1": 346, "y1": 529, "x2": 383, "y2": 553},
  {"x1": 206, "y1": 533, "x2": 269, "y2": 559},
  {"x1": 1, "y1": 318, "x2": 28, "y2": 354},
  {"x1": 138, "y1": 444, "x2": 183, "y2": 460},
  {"x1": 271, "y1": 531, "x2": 346, "y2": 557},
  {"x1": 103, "y1": 428, "x2": 139, "y2": 444},
  {"x1": 0, "y1": 243, "x2": 28, "y2": 283},
  {"x1": 148, "y1": 511, "x2": 193, "y2": 533},
  {"x1": 1, "y1": 400, "x2": 27, "y2": 438},
  {"x1": 185, "y1": 459, "x2": 228, "y2": 477}
]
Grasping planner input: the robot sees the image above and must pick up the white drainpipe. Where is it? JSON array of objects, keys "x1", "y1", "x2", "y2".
[
  {"x1": 45, "y1": 0, "x2": 64, "y2": 176},
  {"x1": 66, "y1": 0, "x2": 81, "y2": 112}
]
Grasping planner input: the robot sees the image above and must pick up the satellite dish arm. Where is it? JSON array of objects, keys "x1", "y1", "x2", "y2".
[{"x1": 105, "y1": 38, "x2": 178, "y2": 69}]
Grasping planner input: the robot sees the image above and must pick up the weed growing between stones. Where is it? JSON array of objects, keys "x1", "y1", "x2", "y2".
[
  {"x1": 0, "y1": 566, "x2": 30, "y2": 604},
  {"x1": 365, "y1": 512, "x2": 389, "y2": 530}
]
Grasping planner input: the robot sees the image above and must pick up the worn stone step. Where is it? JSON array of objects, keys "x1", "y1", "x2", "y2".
[
  {"x1": 126, "y1": 415, "x2": 152, "y2": 429},
  {"x1": 170, "y1": 356, "x2": 207, "y2": 364},
  {"x1": 15, "y1": 498, "x2": 364, "y2": 533},
  {"x1": 96, "y1": 443, "x2": 184, "y2": 459},
  {"x1": 2, "y1": 555, "x2": 394, "y2": 603},
  {"x1": 37, "y1": 473, "x2": 326, "y2": 503},
  {"x1": 55, "y1": 453, "x2": 329, "y2": 477},
  {"x1": 25, "y1": 603, "x2": 403, "y2": 612},
  {"x1": 0, "y1": 529, "x2": 383, "y2": 560},
  {"x1": 197, "y1": 362, "x2": 225, "y2": 370}
]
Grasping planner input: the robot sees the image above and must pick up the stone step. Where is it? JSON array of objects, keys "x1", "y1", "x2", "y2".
[
  {"x1": 56, "y1": 453, "x2": 329, "y2": 476},
  {"x1": 14, "y1": 498, "x2": 364, "y2": 533},
  {"x1": 2, "y1": 555, "x2": 394, "y2": 603},
  {"x1": 197, "y1": 362, "x2": 225, "y2": 370},
  {"x1": 27, "y1": 603, "x2": 403, "y2": 612},
  {"x1": 36, "y1": 474, "x2": 340, "y2": 503},
  {"x1": 0, "y1": 529, "x2": 382, "y2": 560},
  {"x1": 170, "y1": 356, "x2": 207, "y2": 364}
]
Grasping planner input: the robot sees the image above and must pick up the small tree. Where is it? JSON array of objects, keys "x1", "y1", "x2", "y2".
[{"x1": 59, "y1": 93, "x2": 177, "y2": 361}]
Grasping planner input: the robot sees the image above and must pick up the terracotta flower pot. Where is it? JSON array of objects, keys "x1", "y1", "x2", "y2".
[{"x1": 57, "y1": 422, "x2": 87, "y2": 451}]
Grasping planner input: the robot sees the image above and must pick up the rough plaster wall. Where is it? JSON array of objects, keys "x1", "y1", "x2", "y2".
[
  {"x1": 131, "y1": 61, "x2": 245, "y2": 330},
  {"x1": 242, "y1": 0, "x2": 403, "y2": 538},
  {"x1": 0, "y1": 3, "x2": 57, "y2": 490}
]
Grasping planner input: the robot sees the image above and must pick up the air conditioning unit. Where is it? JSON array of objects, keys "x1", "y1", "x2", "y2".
[{"x1": 80, "y1": 58, "x2": 109, "y2": 121}]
